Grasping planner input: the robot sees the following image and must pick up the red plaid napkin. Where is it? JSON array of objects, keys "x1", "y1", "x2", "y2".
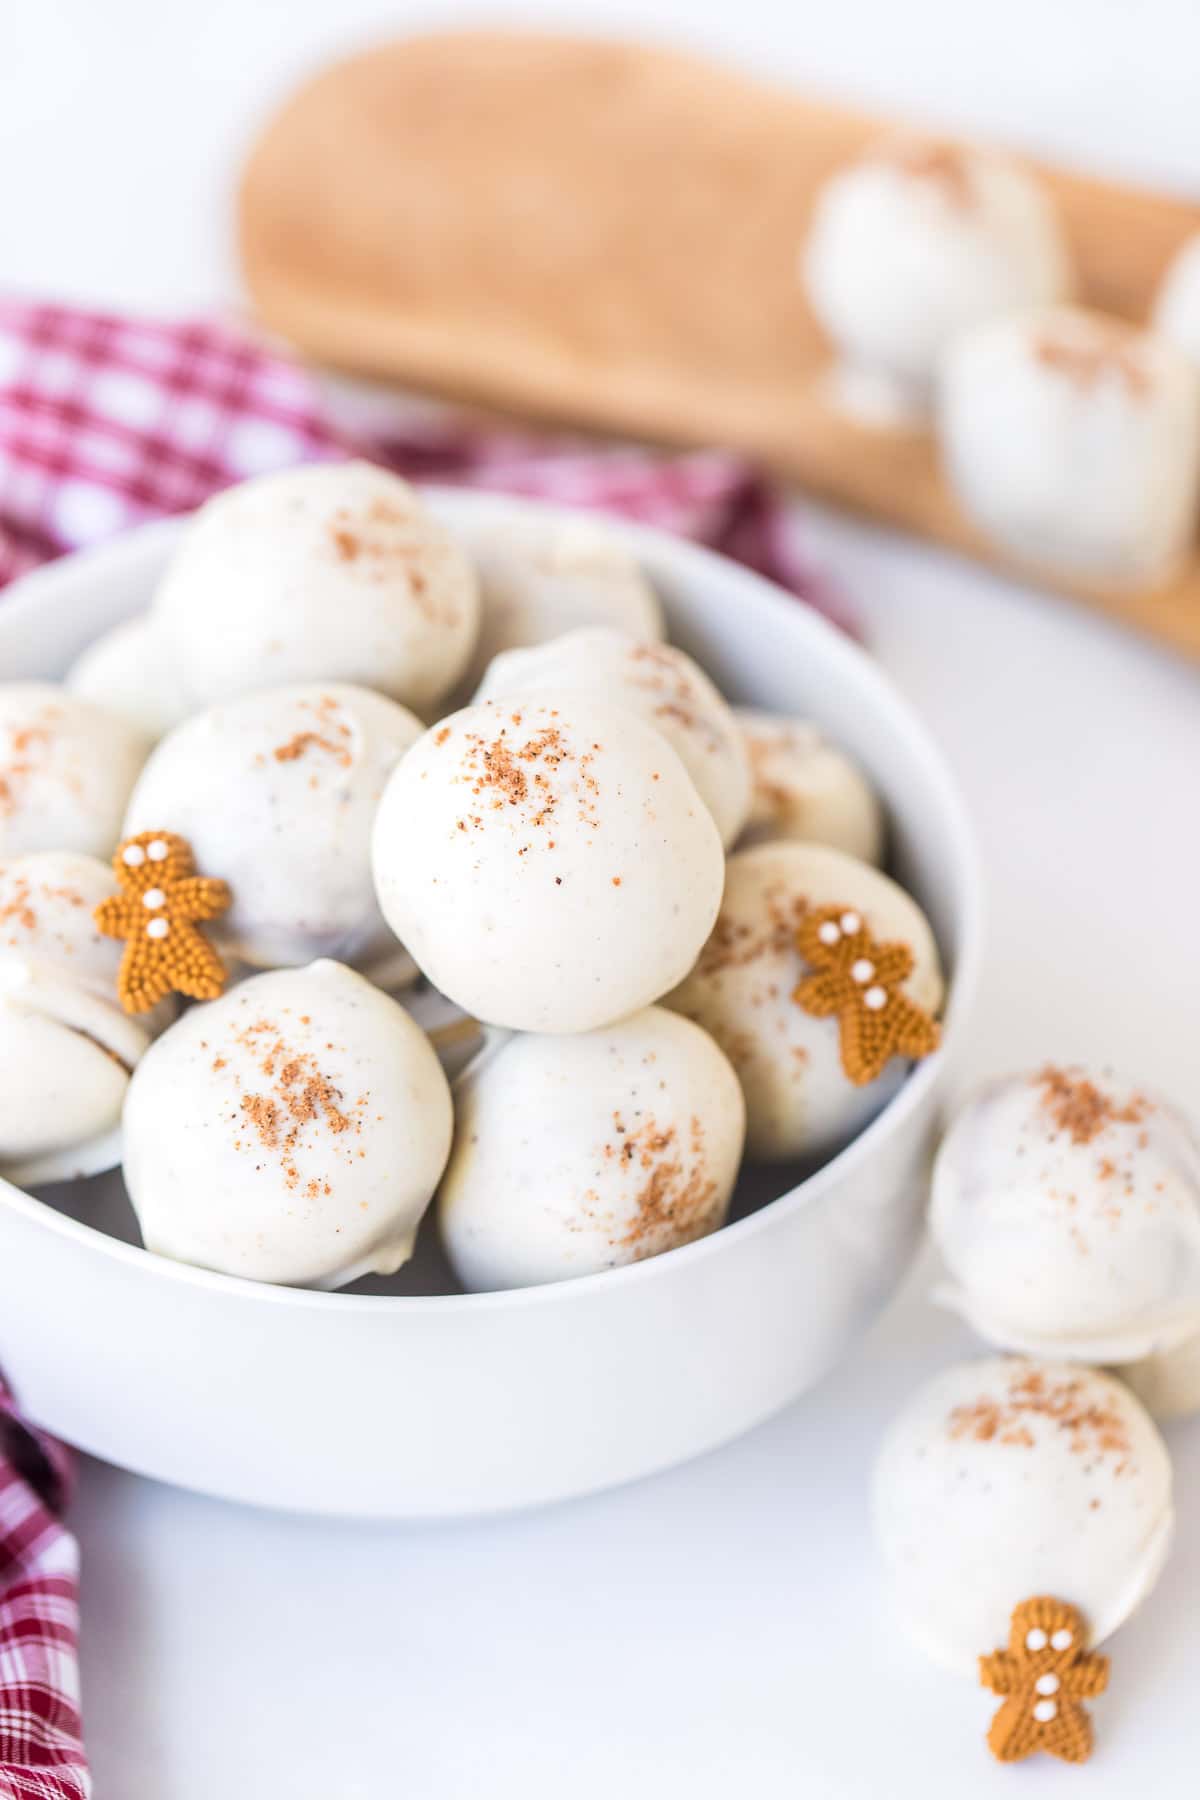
[
  {"x1": 0, "y1": 298, "x2": 850, "y2": 1798},
  {"x1": 0, "y1": 1380, "x2": 85, "y2": 1800},
  {"x1": 0, "y1": 298, "x2": 851, "y2": 631}
]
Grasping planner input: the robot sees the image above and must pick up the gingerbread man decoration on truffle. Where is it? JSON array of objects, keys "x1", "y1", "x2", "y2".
[
  {"x1": 980, "y1": 1597, "x2": 1109, "y2": 1765},
  {"x1": 95, "y1": 830, "x2": 231, "y2": 1014},
  {"x1": 792, "y1": 904, "x2": 940, "y2": 1086}
]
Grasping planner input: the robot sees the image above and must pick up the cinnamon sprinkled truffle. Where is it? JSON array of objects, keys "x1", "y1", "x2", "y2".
[
  {"x1": 124, "y1": 682, "x2": 422, "y2": 972},
  {"x1": 439, "y1": 1006, "x2": 744, "y2": 1290},
  {"x1": 373, "y1": 697, "x2": 724, "y2": 1033},
  {"x1": 941, "y1": 306, "x2": 1200, "y2": 587},
  {"x1": 666, "y1": 841, "x2": 942, "y2": 1162},
  {"x1": 874, "y1": 1358, "x2": 1174, "y2": 1675},
  {"x1": 805, "y1": 138, "x2": 1070, "y2": 425},
  {"x1": 150, "y1": 461, "x2": 480, "y2": 712},
  {"x1": 122, "y1": 961, "x2": 452, "y2": 1288},
  {"x1": 932, "y1": 1065, "x2": 1200, "y2": 1366}
]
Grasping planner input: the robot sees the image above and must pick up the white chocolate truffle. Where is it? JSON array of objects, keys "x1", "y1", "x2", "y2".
[
  {"x1": 124, "y1": 683, "x2": 423, "y2": 970},
  {"x1": 932, "y1": 1066, "x2": 1200, "y2": 1364},
  {"x1": 475, "y1": 629, "x2": 751, "y2": 847},
  {"x1": 461, "y1": 514, "x2": 664, "y2": 694},
  {"x1": 666, "y1": 842, "x2": 942, "y2": 1163},
  {"x1": 151, "y1": 462, "x2": 480, "y2": 712},
  {"x1": 0, "y1": 852, "x2": 152, "y2": 1184},
  {"x1": 440, "y1": 1006, "x2": 744, "y2": 1290},
  {"x1": 1124, "y1": 1328, "x2": 1200, "y2": 1422},
  {"x1": 735, "y1": 710, "x2": 883, "y2": 863},
  {"x1": 372, "y1": 697, "x2": 725, "y2": 1034},
  {"x1": 0, "y1": 684, "x2": 148, "y2": 859},
  {"x1": 1153, "y1": 231, "x2": 1200, "y2": 371},
  {"x1": 874, "y1": 1358, "x2": 1174, "y2": 1674},
  {"x1": 67, "y1": 613, "x2": 192, "y2": 741},
  {"x1": 2, "y1": 850, "x2": 130, "y2": 1000},
  {"x1": 940, "y1": 306, "x2": 1200, "y2": 586},
  {"x1": 122, "y1": 961, "x2": 452, "y2": 1287},
  {"x1": 805, "y1": 137, "x2": 1070, "y2": 425}
]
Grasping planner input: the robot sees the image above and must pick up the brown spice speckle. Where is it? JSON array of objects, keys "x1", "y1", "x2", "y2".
[
  {"x1": 596, "y1": 1113, "x2": 722, "y2": 1260},
  {"x1": 228, "y1": 1015, "x2": 362, "y2": 1191},
  {"x1": 948, "y1": 1366, "x2": 1133, "y2": 1470},
  {"x1": 1034, "y1": 1066, "x2": 1149, "y2": 1147}
]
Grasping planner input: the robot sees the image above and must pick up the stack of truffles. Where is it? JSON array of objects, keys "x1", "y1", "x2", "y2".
[
  {"x1": 805, "y1": 134, "x2": 1200, "y2": 589},
  {"x1": 873, "y1": 1063, "x2": 1199, "y2": 1763},
  {"x1": 2, "y1": 458, "x2": 943, "y2": 1295}
]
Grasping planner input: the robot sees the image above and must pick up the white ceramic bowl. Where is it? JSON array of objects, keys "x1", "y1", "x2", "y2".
[{"x1": 0, "y1": 492, "x2": 982, "y2": 1517}]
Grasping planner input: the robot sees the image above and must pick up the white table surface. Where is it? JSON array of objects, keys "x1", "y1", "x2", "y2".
[{"x1": 5, "y1": 4, "x2": 1200, "y2": 1795}]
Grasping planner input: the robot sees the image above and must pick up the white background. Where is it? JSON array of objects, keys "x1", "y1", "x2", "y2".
[{"x1": 4, "y1": 3, "x2": 1200, "y2": 1795}]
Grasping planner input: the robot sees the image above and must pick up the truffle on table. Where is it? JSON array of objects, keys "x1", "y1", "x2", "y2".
[
  {"x1": 931, "y1": 1064, "x2": 1200, "y2": 1365},
  {"x1": 804, "y1": 135, "x2": 1071, "y2": 426},
  {"x1": 939, "y1": 306, "x2": 1200, "y2": 587},
  {"x1": 873, "y1": 1357, "x2": 1173, "y2": 1675}
]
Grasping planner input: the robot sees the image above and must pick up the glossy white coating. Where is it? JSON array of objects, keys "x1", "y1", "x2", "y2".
[
  {"x1": 440, "y1": 1008, "x2": 745, "y2": 1290},
  {"x1": 124, "y1": 681, "x2": 422, "y2": 969},
  {"x1": 874, "y1": 1358, "x2": 1174, "y2": 1673},
  {"x1": 152, "y1": 461, "x2": 480, "y2": 711},
  {"x1": 666, "y1": 841, "x2": 943, "y2": 1162},
  {"x1": 123, "y1": 961, "x2": 452, "y2": 1287},
  {"x1": 373, "y1": 695, "x2": 725, "y2": 1033},
  {"x1": 0, "y1": 681, "x2": 148, "y2": 858}
]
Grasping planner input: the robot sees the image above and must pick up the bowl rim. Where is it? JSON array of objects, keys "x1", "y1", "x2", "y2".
[{"x1": 0, "y1": 490, "x2": 985, "y2": 1315}]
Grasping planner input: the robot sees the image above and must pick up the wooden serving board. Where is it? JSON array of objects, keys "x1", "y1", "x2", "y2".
[{"x1": 238, "y1": 31, "x2": 1200, "y2": 659}]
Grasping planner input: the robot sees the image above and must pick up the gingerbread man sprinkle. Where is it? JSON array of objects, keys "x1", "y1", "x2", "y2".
[
  {"x1": 95, "y1": 831, "x2": 231, "y2": 1014},
  {"x1": 792, "y1": 904, "x2": 940, "y2": 1086},
  {"x1": 980, "y1": 1597, "x2": 1109, "y2": 1765}
]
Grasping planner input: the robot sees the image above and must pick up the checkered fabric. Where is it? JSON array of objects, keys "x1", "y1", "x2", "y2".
[
  {"x1": 0, "y1": 1379, "x2": 85, "y2": 1800},
  {"x1": 0, "y1": 298, "x2": 852, "y2": 632}
]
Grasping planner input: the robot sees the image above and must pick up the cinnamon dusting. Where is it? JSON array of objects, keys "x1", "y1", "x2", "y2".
[
  {"x1": 1034, "y1": 1066, "x2": 1149, "y2": 1147},
  {"x1": 881, "y1": 136, "x2": 973, "y2": 206},
  {"x1": 595, "y1": 1113, "x2": 722, "y2": 1259},
  {"x1": 229, "y1": 1014, "x2": 363, "y2": 1192},
  {"x1": 458, "y1": 715, "x2": 599, "y2": 835},
  {"x1": 948, "y1": 1366, "x2": 1133, "y2": 1469},
  {"x1": 1033, "y1": 325, "x2": 1150, "y2": 397}
]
